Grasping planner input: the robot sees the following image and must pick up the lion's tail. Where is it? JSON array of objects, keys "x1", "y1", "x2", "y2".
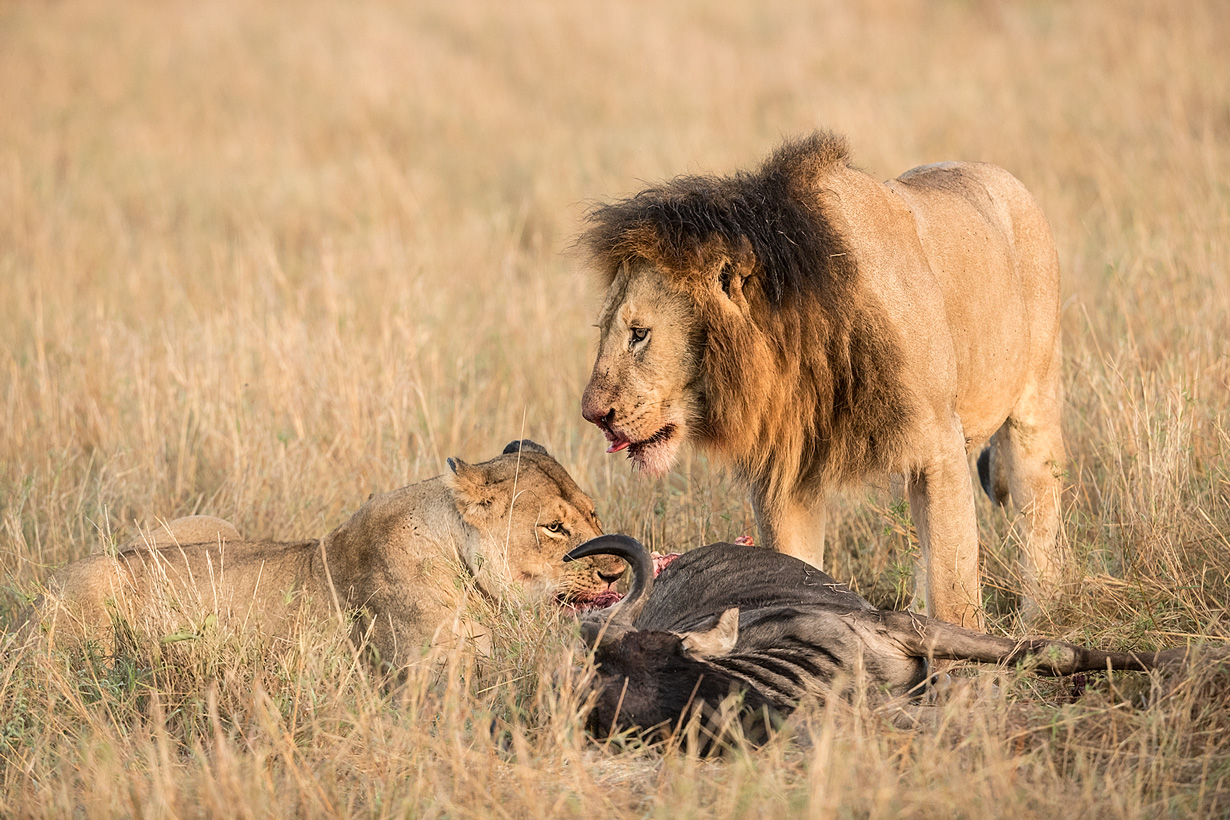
[{"x1": 976, "y1": 444, "x2": 1010, "y2": 507}]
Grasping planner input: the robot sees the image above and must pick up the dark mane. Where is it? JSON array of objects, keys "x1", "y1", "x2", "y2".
[
  {"x1": 580, "y1": 132, "x2": 913, "y2": 495},
  {"x1": 581, "y1": 132, "x2": 854, "y2": 304}
]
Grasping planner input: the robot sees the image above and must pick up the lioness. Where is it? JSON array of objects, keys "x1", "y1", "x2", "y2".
[
  {"x1": 24, "y1": 441, "x2": 620, "y2": 667},
  {"x1": 579, "y1": 133, "x2": 1063, "y2": 628}
]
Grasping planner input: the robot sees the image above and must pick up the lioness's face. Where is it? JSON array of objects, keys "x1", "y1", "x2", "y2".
[
  {"x1": 581, "y1": 264, "x2": 701, "y2": 477},
  {"x1": 448, "y1": 451, "x2": 622, "y2": 604}
]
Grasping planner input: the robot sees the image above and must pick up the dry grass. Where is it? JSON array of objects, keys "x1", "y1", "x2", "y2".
[{"x1": 2, "y1": 0, "x2": 1229, "y2": 816}]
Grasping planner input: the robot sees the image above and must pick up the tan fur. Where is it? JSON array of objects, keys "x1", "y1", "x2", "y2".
[
  {"x1": 119, "y1": 515, "x2": 242, "y2": 550},
  {"x1": 24, "y1": 446, "x2": 618, "y2": 668},
  {"x1": 581, "y1": 133, "x2": 1064, "y2": 628}
]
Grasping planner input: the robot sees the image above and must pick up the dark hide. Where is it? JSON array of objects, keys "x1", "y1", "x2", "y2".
[{"x1": 635, "y1": 542, "x2": 871, "y2": 634}]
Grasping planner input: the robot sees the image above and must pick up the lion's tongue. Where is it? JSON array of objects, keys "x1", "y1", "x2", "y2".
[
  {"x1": 586, "y1": 589, "x2": 624, "y2": 609},
  {"x1": 606, "y1": 437, "x2": 630, "y2": 454}
]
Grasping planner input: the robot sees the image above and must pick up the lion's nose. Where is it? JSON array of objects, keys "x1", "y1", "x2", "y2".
[{"x1": 598, "y1": 568, "x2": 625, "y2": 585}]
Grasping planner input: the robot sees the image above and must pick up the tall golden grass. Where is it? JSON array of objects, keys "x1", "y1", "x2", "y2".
[{"x1": 2, "y1": 0, "x2": 1228, "y2": 816}]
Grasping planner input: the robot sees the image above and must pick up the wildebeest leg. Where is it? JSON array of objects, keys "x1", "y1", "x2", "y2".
[
  {"x1": 1001, "y1": 346, "x2": 1065, "y2": 619},
  {"x1": 908, "y1": 421, "x2": 984, "y2": 630},
  {"x1": 871, "y1": 610, "x2": 1203, "y2": 674},
  {"x1": 750, "y1": 485, "x2": 827, "y2": 569}
]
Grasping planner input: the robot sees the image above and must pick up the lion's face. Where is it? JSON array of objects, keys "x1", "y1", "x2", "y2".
[
  {"x1": 581, "y1": 263, "x2": 707, "y2": 477},
  {"x1": 445, "y1": 449, "x2": 622, "y2": 604}
]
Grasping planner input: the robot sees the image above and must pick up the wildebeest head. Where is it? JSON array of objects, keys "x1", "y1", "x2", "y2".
[
  {"x1": 565, "y1": 535, "x2": 782, "y2": 748},
  {"x1": 583, "y1": 622, "x2": 780, "y2": 747}
]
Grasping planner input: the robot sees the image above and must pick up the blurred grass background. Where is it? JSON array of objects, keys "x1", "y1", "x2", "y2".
[{"x1": 1, "y1": 0, "x2": 1229, "y2": 816}]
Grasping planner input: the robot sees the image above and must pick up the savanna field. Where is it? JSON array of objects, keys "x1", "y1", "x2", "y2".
[{"x1": 2, "y1": 1, "x2": 1229, "y2": 816}]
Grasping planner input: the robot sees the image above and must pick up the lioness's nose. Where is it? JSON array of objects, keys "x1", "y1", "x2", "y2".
[{"x1": 581, "y1": 401, "x2": 615, "y2": 427}]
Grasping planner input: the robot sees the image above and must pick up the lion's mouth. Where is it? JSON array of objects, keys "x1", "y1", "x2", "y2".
[
  {"x1": 630, "y1": 424, "x2": 677, "y2": 455},
  {"x1": 602, "y1": 423, "x2": 677, "y2": 457},
  {"x1": 560, "y1": 551, "x2": 682, "y2": 614},
  {"x1": 560, "y1": 589, "x2": 624, "y2": 615}
]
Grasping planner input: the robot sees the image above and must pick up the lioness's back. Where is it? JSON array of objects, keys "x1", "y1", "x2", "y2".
[{"x1": 31, "y1": 539, "x2": 325, "y2": 649}]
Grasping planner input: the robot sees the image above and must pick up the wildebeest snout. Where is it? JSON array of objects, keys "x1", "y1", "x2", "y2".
[{"x1": 586, "y1": 628, "x2": 779, "y2": 750}]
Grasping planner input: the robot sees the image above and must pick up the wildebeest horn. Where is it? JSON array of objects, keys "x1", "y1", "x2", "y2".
[{"x1": 564, "y1": 534, "x2": 655, "y2": 630}]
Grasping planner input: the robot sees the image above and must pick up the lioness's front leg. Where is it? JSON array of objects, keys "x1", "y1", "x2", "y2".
[
  {"x1": 908, "y1": 423, "x2": 984, "y2": 630},
  {"x1": 750, "y1": 485, "x2": 828, "y2": 569}
]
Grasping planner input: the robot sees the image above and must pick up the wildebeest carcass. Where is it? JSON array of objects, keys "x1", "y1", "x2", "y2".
[{"x1": 564, "y1": 535, "x2": 1214, "y2": 750}]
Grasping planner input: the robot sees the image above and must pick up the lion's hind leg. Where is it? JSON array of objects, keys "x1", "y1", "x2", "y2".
[{"x1": 999, "y1": 362, "x2": 1065, "y2": 620}]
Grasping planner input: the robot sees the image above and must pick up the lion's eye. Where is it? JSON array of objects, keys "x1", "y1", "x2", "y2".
[
  {"x1": 629, "y1": 327, "x2": 649, "y2": 347},
  {"x1": 543, "y1": 521, "x2": 567, "y2": 535}
]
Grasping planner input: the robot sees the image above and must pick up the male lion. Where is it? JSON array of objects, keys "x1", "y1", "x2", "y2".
[
  {"x1": 579, "y1": 133, "x2": 1063, "y2": 628},
  {"x1": 23, "y1": 441, "x2": 621, "y2": 667}
]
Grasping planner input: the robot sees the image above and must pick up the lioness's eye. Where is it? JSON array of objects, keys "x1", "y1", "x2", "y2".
[
  {"x1": 543, "y1": 521, "x2": 567, "y2": 535},
  {"x1": 629, "y1": 327, "x2": 648, "y2": 346}
]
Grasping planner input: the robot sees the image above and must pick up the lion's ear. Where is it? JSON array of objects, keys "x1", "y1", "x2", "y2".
[
  {"x1": 716, "y1": 241, "x2": 755, "y2": 309},
  {"x1": 717, "y1": 262, "x2": 751, "y2": 310},
  {"x1": 445, "y1": 458, "x2": 500, "y2": 521}
]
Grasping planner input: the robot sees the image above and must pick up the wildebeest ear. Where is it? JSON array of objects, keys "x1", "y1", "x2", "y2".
[
  {"x1": 503, "y1": 439, "x2": 548, "y2": 456},
  {"x1": 445, "y1": 457, "x2": 499, "y2": 519},
  {"x1": 680, "y1": 607, "x2": 740, "y2": 659}
]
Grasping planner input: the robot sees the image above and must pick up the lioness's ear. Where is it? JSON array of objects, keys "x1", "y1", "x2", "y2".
[
  {"x1": 445, "y1": 458, "x2": 499, "y2": 520},
  {"x1": 503, "y1": 439, "x2": 548, "y2": 456},
  {"x1": 680, "y1": 607, "x2": 739, "y2": 659}
]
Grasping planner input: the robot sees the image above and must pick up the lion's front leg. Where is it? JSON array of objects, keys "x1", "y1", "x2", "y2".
[
  {"x1": 907, "y1": 423, "x2": 984, "y2": 630},
  {"x1": 750, "y1": 485, "x2": 828, "y2": 569}
]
